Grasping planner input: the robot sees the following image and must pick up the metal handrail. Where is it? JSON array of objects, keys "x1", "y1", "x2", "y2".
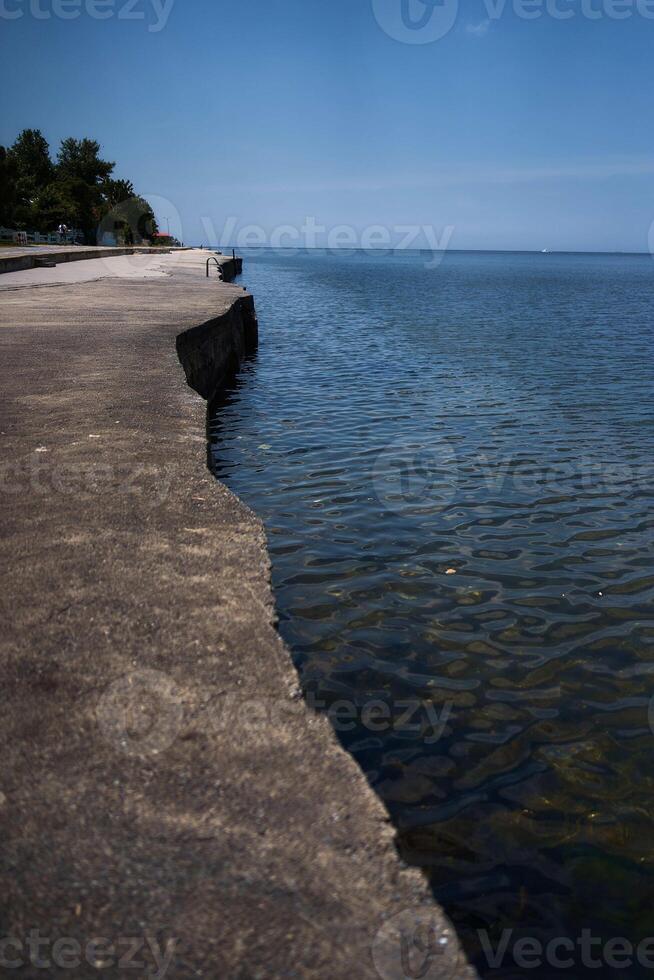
[{"x1": 206, "y1": 256, "x2": 223, "y2": 279}]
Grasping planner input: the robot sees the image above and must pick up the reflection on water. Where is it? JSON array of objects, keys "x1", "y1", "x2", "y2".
[{"x1": 209, "y1": 248, "x2": 654, "y2": 977}]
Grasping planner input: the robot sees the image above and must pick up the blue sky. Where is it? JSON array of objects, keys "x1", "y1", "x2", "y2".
[{"x1": 1, "y1": 0, "x2": 653, "y2": 251}]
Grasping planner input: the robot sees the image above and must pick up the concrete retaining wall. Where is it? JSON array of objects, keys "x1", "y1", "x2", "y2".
[
  {"x1": 176, "y1": 292, "x2": 257, "y2": 401},
  {"x1": 0, "y1": 246, "x2": 170, "y2": 275}
]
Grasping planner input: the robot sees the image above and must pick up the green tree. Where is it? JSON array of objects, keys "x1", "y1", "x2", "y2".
[
  {"x1": 53, "y1": 139, "x2": 116, "y2": 241},
  {"x1": 57, "y1": 137, "x2": 114, "y2": 185},
  {"x1": 38, "y1": 176, "x2": 98, "y2": 238},
  {"x1": 0, "y1": 147, "x2": 18, "y2": 226},
  {"x1": 97, "y1": 179, "x2": 158, "y2": 244},
  {"x1": 1, "y1": 129, "x2": 157, "y2": 243},
  {"x1": 102, "y1": 178, "x2": 135, "y2": 206},
  {"x1": 6, "y1": 128, "x2": 54, "y2": 229}
]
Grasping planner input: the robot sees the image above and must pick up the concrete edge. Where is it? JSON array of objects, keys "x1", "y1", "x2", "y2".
[{"x1": 172, "y1": 275, "x2": 478, "y2": 979}]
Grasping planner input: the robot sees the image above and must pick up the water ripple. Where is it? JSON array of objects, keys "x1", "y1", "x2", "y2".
[{"x1": 210, "y1": 249, "x2": 654, "y2": 977}]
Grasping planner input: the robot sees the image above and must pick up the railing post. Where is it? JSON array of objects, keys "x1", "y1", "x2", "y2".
[{"x1": 206, "y1": 256, "x2": 223, "y2": 279}]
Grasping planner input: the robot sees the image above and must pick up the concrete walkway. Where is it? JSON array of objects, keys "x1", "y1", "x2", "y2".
[
  {"x1": 0, "y1": 247, "x2": 240, "y2": 289},
  {"x1": 0, "y1": 252, "x2": 168, "y2": 289},
  {"x1": 0, "y1": 244, "x2": 185, "y2": 275},
  {"x1": 0, "y1": 253, "x2": 474, "y2": 978}
]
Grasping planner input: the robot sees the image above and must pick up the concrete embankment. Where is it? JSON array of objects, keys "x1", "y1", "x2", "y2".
[
  {"x1": 0, "y1": 245, "x2": 243, "y2": 278},
  {"x1": 0, "y1": 250, "x2": 474, "y2": 978},
  {"x1": 0, "y1": 244, "x2": 173, "y2": 275}
]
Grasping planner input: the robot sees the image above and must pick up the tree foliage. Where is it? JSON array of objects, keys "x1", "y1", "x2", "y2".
[
  {"x1": 0, "y1": 129, "x2": 159, "y2": 244},
  {"x1": 0, "y1": 148, "x2": 18, "y2": 226},
  {"x1": 57, "y1": 138, "x2": 114, "y2": 185}
]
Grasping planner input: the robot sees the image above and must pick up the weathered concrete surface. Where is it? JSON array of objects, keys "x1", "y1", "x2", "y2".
[
  {"x1": 0, "y1": 249, "x2": 242, "y2": 292},
  {"x1": 0, "y1": 253, "x2": 170, "y2": 290},
  {"x1": 0, "y1": 245, "x2": 174, "y2": 275},
  {"x1": 0, "y1": 254, "x2": 475, "y2": 978}
]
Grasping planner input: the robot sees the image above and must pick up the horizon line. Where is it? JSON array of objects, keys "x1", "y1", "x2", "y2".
[{"x1": 199, "y1": 245, "x2": 652, "y2": 257}]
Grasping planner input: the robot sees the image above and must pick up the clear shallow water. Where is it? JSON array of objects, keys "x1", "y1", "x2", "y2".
[{"x1": 209, "y1": 248, "x2": 654, "y2": 977}]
